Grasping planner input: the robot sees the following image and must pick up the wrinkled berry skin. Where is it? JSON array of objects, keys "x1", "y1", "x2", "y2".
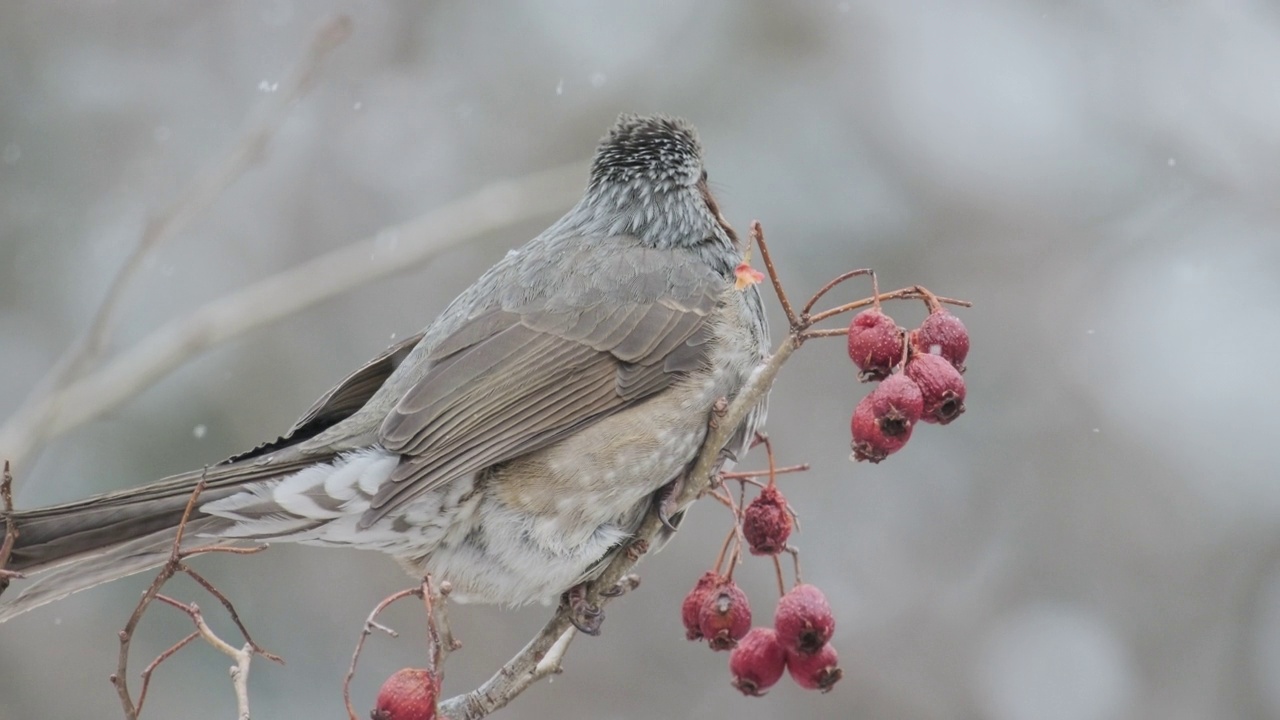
[
  {"x1": 787, "y1": 643, "x2": 843, "y2": 692},
  {"x1": 774, "y1": 584, "x2": 836, "y2": 656},
  {"x1": 911, "y1": 310, "x2": 969, "y2": 371},
  {"x1": 681, "y1": 571, "x2": 720, "y2": 641},
  {"x1": 372, "y1": 668, "x2": 439, "y2": 720},
  {"x1": 743, "y1": 485, "x2": 793, "y2": 556},
  {"x1": 905, "y1": 353, "x2": 967, "y2": 424},
  {"x1": 729, "y1": 627, "x2": 788, "y2": 696},
  {"x1": 699, "y1": 577, "x2": 753, "y2": 651},
  {"x1": 866, "y1": 373, "x2": 924, "y2": 438},
  {"x1": 851, "y1": 393, "x2": 911, "y2": 462},
  {"x1": 846, "y1": 309, "x2": 905, "y2": 381}
]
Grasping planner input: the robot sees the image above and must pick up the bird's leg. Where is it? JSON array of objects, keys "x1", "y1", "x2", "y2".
[{"x1": 562, "y1": 583, "x2": 604, "y2": 636}]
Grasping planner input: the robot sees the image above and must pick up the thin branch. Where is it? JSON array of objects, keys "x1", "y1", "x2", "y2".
[
  {"x1": 343, "y1": 579, "x2": 427, "y2": 712},
  {"x1": 750, "y1": 221, "x2": 798, "y2": 328},
  {"x1": 800, "y1": 268, "x2": 873, "y2": 318},
  {"x1": 806, "y1": 287, "x2": 971, "y2": 327},
  {"x1": 0, "y1": 14, "x2": 352, "y2": 473},
  {"x1": 721, "y1": 464, "x2": 810, "y2": 480},
  {"x1": 0, "y1": 162, "x2": 587, "y2": 473},
  {"x1": 110, "y1": 478, "x2": 276, "y2": 720}
]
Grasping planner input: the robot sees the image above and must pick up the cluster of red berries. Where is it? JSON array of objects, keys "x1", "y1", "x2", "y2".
[
  {"x1": 372, "y1": 668, "x2": 440, "y2": 720},
  {"x1": 846, "y1": 304, "x2": 969, "y2": 462},
  {"x1": 682, "y1": 574, "x2": 841, "y2": 695},
  {"x1": 681, "y1": 472, "x2": 841, "y2": 696}
]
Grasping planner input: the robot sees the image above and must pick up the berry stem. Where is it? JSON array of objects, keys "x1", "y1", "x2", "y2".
[
  {"x1": 803, "y1": 287, "x2": 971, "y2": 329},
  {"x1": 915, "y1": 284, "x2": 944, "y2": 314},
  {"x1": 784, "y1": 546, "x2": 804, "y2": 586},
  {"x1": 713, "y1": 525, "x2": 737, "y2": 576},
  {"x1": 800, "y1": 268, "x2": 873, "y2": 318},
  {"x1": 750, "y1": 221, "x2": 799, "y2": 329},
  {"x1": 771, "y1": 554, "x2": 788, "y2": 598},
  {"x1": 721, "y1": 464, "x2": 810, "y2": 481},
  {"x1": 759, "y1": 434, "x2": 778, "y2": 488}
]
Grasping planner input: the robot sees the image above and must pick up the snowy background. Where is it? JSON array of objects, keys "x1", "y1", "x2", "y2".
[{"x1": 3, "y1": 2, "x2": 1280, "y2": 719}]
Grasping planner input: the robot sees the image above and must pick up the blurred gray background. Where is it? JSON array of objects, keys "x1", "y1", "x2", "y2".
[{"x1": 3, "y1": 2, "x2": 1280, "y2": 719}]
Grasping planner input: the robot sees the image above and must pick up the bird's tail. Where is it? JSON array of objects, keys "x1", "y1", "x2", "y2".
[{"x1": 0, "y1": 457, "x2": 316, "y2": 623}]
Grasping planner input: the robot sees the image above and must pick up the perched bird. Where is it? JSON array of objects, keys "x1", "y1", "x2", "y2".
[{"x1": 0, "y1": 114, "x2": 769, "y2": 626}]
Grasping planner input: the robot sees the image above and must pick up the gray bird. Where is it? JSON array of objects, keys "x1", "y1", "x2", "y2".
[{"x1": 0, "y1": 114, "x2": 769, "y2": 626}]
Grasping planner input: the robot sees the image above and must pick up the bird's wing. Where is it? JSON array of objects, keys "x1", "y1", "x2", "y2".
[
  {"x1": 225, "y1": 331, "x2": 426, "y2": 463},
  {"x1": 363, "y1": 240, "x2": 725, "y2": 527}
]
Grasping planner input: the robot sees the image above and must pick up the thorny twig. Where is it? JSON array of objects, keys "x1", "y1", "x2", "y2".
[{"x1": 109, "y1": 478, "x2": 278, "y2": 720}]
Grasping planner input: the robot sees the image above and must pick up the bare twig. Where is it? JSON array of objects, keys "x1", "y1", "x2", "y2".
[
  {"x1": 110, "y1": 478, "x2": 277, "y2": 720},
  {"x1": 0, "y1": 15, "x2": 352, "y2": 474},
  {"x1": 343, "y1": 577, "x2": 447, "y2": 720},
  {"x1": 805, "y1": 287, "x2": 971, "y2": 327},
  {"x1": 800, "y1": 268, "x2": 873, "y2": 318},
  {"x1": 750, "y1": 221, "x2": 797, "y2": 328},
  {"x1": 721, "y1": 464, "x2": 810, "y2": 481},
  {"x1": 156, "y1": 597, "x2": 257, "y2": 720}
]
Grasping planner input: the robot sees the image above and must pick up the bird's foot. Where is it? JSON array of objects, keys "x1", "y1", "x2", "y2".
[{"x1": 563, "y1": 583, "x2": 604, "y2": 636}]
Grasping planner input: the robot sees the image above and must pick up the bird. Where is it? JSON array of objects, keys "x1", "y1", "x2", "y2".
[{"x1": 0, "y1": 114, "x2": 769, "y2": 627}]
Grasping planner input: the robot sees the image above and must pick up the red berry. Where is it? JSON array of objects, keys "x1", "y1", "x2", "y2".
[
  {"x1": 743, "y1": 485, "x2": 793, "y2": 556},
  {"x1": 910, "y1": 310, "x2": 969, "y2": 372},
  {"x1": 905, "y1": 353, "x2": 966, "y2": 424},
  {"x1": 372, "y1": 668, "x2": 439, "y2": 720},
  {"x1": 774, "y1": 584, "x2": 836, "y2": 656},
  {"x1": 846, "y1": 309, "x2": 905, "y2": 381},
  {"x1": 729, "y1": 627, "x2": 788, "y2": 696},
  {"x1": 866, "y1": 373, "x2": 924, "y2": 438},
  {"x1": 787, "y1": 642, "x2": 843, "y2": 692},
  {"x1": 699, "y1": 577, "x2": 753, "y2": 650},
  {"x1": 681, "y1": 571, "x2": 720, "y2": 641},
  {"x1": 851, "y1": 392, "x2": 911, "y2": 463}
]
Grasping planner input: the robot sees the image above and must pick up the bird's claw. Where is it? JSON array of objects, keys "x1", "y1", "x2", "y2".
[{"x1": 564, "y1": 583, "x2": 604, "y2": 636}]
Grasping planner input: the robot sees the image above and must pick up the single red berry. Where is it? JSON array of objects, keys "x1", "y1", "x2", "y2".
[
  {"x1": 846, "y1": 309, "x2": 905, "y2": 381},
  {"x1": 729, "y1": 627, "x2": 788, "y2": 696},
  {"x1": 866, "y1": 373, "x2": 924, "y2": 438},
  {"x1": 774, "y1": 584, "x2": 836, "y2": 656},
  {"x1": 699, "y1": 577, "x2": 753, "y2": 650},
  {"x1": 905, "y1": 353, "x2": 966, "y2": 424},
  {"x1": 851, "y1": 392, "x2": 911, "y2": 463},
  {"x1": 910, "y1": 310, "x2": 969, "y2": 372},
  {"x1": 681, "y1": 571, "x2": 720, "y2": 641},
  {"x1": 743, "y1": 485, "x2": 793, "y2": 556},
  {"x1": 787, "y1": 642, "x2": 843, "y2": 692},
  {"x1": 372, "y1": 668, "x2": 439, "y2": 720}
]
